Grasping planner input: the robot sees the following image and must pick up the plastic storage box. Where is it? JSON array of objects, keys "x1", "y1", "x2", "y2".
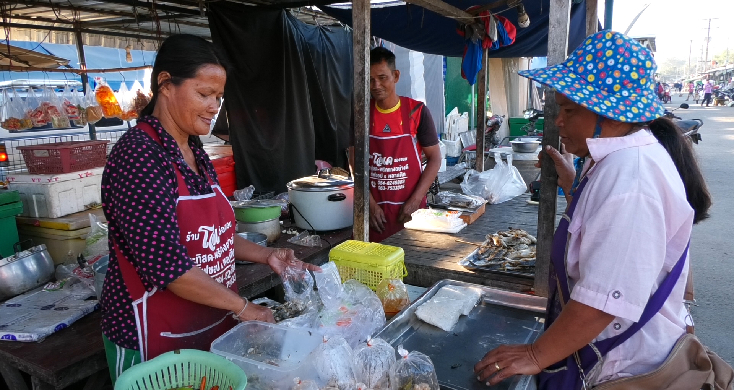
[
  {"x1": 8, "y1": 168, "x2": 103, "y2": 219},
  {"x1": 17, "y1": 140, "x2": 109, "y2": 174},
  {"x1": 17, "y1": 225, "x2": 89, "y2": 265},
  {"x1": 508, "y1": 117, "x2": 545, "y2": 137},
  {"x1": 210, "y1": 321, "x2": 322, "y2": 388},
  {"x1": 328, "y1": 240, "x2": 407, "y2": 290},
  {"x1": 0, "y1": 191, "x2": 23, "y2": 258}
]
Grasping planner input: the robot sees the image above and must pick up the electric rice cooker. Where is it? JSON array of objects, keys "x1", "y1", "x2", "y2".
[{"x1": 287, "y1": 171, "x2": 354, "y2": 231}]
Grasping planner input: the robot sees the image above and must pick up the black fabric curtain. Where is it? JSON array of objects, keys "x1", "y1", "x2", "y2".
[{"x1": 209, "y1": 4, "x2": 353, "y2": 193}]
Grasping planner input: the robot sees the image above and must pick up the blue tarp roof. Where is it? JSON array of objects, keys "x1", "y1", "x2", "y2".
[
  {"x1": 322, "y1": 0, "x2": 590, "y2": 58},
  {"x1": 0, "y1": 41, "x2": 157, "y2": 91}
]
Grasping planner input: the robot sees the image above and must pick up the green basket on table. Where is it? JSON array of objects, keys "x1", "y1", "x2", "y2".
[
  {"x1": 114, "y1": 349, "x2": 247, "y2": 390},
  {"x1": 329, "y1": 240, "x2": 407, "y2": 291}
]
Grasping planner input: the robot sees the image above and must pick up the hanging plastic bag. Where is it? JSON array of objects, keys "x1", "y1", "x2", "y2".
[
  {"x1": 314, "y1": 262, "x2": 344, "y2": 309},
  {"x1": 83, "y1": 214, "x2": 109, "y2": 263},
  {"x1": 389, "y1": 346, "x2": 440, "y2": 390},
  {"x1": 376, "y1": 278, "x2": 410, "y2": 317},
  {"x1": 461, "y1": 153, "x2": 527, "y2": 204},
  {"x1": 353, "y1": 337, "x2": 396, "y2": 389},
  {"x1": 47, "y1": 88, "x2": 70, "y2": 129},
  {"x1": 62, "y1": 86, "x2": 81, "y2": 121},
  {"x1": 118, "y1": 82, "x2": 138, "y2": 121},
  {"x1": 130, "y1": 80, "x2": 150, "y2": 116},
  {"x1": 95, "y1": 81, "x2": 122, "y2": 118},
  {"x1": 1, "y1": 89, "x2": 31, "y2": 131},
  {"x1": 25, "y1": 88, "x2": 47, "y2": 128},
  {"x1": 313, "y1": 335, "x2": 357, "y2": 390},
  {"x1": 84, "y1": 84, "x2": 103, "y2": 124},
  {"x1": 281, "y1": 264, "x2": 315, "y2": 306}
]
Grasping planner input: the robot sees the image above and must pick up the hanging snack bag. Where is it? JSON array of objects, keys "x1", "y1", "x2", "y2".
[
  {"x1": 313, "y1": 335, "x2": 357, "y2": 390},
  {"x1": 62, "y1": 86, "x2": 81, "y2": 121},
  {"x1": 47, "y1": 88, "x2": 71, "y2": 129},
  {"x1": 85, "y1": 84, "x2": 104, "y2": 124},
  {"x1": 117, "y1": 82, "x2": 137, "y2": 121},
  {"x1": 353, "y1": 337, "x2": 396, "y2": 389},
  {"x1": 376, "y1": 278, "x2": 410, "y2": 317},
  {"x1": 1, "y1": 89, "x2": 31, "y2": 131},
  {"x1": 389, "y1": 346, "x2": 440, "y2": 390},
  {"x1": 130, "y1": 80, "x2": 150, "y2": 116},
  {"x1": 95, "y1": 81, "x2": 122, "y2": 118},
  {"x1": 26, "y1": 88, "x2": 47, "y2": 128}
]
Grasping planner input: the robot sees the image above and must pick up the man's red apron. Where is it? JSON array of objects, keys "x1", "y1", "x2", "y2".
[
  {"x1": 369, "y1": 96, "x2": 427, "y2": 242},
  {"x1": 114, "y1": 123, "x2": 238, "y2": 361}
]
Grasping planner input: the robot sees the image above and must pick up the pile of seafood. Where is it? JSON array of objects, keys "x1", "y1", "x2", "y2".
[{"x1": 465, "y1": 228, "x2": 537, "y2": 273}]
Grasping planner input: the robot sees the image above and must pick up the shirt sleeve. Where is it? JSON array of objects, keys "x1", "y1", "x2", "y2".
[
  {"x1": 104, "y1": 139, "x2": 194, "y2": 291},
  {"x1": 416, "y1": 106, "x2": 439, "y2": 148},
  {"x1": 569, "y1": 193, "x2": 667, "y2": 322}
]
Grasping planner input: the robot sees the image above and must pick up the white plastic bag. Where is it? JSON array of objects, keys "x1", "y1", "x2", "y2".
[
  {"x1": 313, "y1": 336, "x2": 357, "y2": 390},
  {"x1": 461, "y1": 153, "x2": 527, "y2": 204},
  {"x1": 281, "y1": 265, "x2": 315, "y2": 306},
  {"x1": 389, "y1": 346, "x2": 439, "y2": 390},
  {"x1": 353, "y1": 337, "x2": 396, "y2": 389},
  {"x1": 314, "y1": 262, "x2": 344, "y2": 309},
  {"x1": 291, "y1": 377, "x2": 320, "y2": 390},
  {"x1": 343, "y1": 280, "x2": 385, "y2": 342}
]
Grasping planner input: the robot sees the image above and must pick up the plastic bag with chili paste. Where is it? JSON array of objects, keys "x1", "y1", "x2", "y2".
[{"x1": 376, "y1": 278, "x2": 410, "y2": 317}]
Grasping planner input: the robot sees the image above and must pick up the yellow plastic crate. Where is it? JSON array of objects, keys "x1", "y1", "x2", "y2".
[{"x1": 329, "y1": 240, "x2": 407, "y2": 290}]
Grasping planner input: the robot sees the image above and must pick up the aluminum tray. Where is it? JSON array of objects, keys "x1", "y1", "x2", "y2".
[
  {"x1": 459, "y1": 247, "x2": 535, "y2": 278},
  {"x1": 375, "y1": 280, "x2": 547, "y2": 390}
]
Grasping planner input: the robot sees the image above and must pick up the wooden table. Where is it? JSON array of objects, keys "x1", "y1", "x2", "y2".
[
  {"x1": 382, "y1": 193, "x2": 565, "y2": 293},
  {"x1": 0, "y1": 226, "x2": 351, "y2": 390}
]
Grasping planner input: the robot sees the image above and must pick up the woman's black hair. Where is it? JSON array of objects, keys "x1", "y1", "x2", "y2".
[
  {"x1": 141, "y1": 34, "x2": 228, "y2": 148},
  {"x1": 646, "y1": 117, "x2": 712, "y2": 224}
]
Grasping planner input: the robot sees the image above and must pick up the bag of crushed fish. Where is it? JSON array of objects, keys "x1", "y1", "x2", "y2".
[
  {"x1": 353, "y1": 337, "x2": 396, "y2": 389},
  {"x1": 313, "y1": 335, "x2": 358, "y2": 390},
  {"x1": 389, "y1": 346, "x2": 440, "y2": 390}
]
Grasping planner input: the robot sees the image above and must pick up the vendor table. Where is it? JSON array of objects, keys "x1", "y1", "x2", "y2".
[
  {"x1": 382, "y1": 193, "x2": 566, "y2": 293},
  {"x1": 0, "y1": 225, "x2": 351, "y2": 390}
]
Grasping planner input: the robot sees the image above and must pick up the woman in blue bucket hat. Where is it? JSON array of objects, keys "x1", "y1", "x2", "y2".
[{"x1": 474, "y1": 31, "x2": 714, "y2": 388}]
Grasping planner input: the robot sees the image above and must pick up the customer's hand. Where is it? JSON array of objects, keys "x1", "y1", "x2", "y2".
[
  {"x1": 236, "y1": 299, "x2": 275, "y2": 323},
  {"x1": 474, "y1": 344, "x2": 542, "y2": 386},
  {"x1": 535, "y1": 145, "x2": 576, "y2": 195},
  {"x1": 265, "y1": 248, "x2": 321, "y2": 276},
  {"x1": 370, "y1": 202, "x2": 387, "y2": 233}
]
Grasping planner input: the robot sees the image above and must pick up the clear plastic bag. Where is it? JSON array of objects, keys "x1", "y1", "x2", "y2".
[
  {"x1": 84, "y1": 84, "x2": 103, "y2": 124},
  {"x1": 25, "y1": 88, "x2": 47, "y2": 127},
  {"x1": 1, "y1": 89, "x2": 32, "y2": 131},
  {"x1": 117, "y1": 83, "x2": 138, "y2": 121},
  {"x1": 62, "y1": 86, "x2": 81, "y2": 121},
  {"x1": 376, "y1": 279, "x2": 410, "y2": 317},
  {"x1": 461, "y1": 153, "x2": 527, "y2": 204},
  {"x1": 342, "y1": 280, "x2": 386, "y2": 344},
  {"x1": 389, "y1": 346, "x2": 440, "y2": 390},
  {"x1": 287, "y1": 231, "x2": 322, "y2": 247},
  {"x1": 281, "y1": 264, "x2": 315, "y2": 306},
  {"x1": 292, "y1": 377, "x2": 320, "y2": 390},
  {"x1": 414, "y1": 296, "x2": 463, "y2": 332},
  {"x1": 46, "y1": 88, "x2": 70, "y2": 129},
  {"x1": 95, "y1": 81, "x2": 122, "y2": 118},
  {"x1": 353, "y1": 337, "x2": 396, "y2": 389},
  {"x1": 130, "y1": 80, "x2": 150, "y2": 116},
  {"x1": 83, "y1": 214, "x2": 109, "y2": 263},
  {"x1": 233, "y1": 185, "x2": 256, "y2": 201},
  {"x1": 313, "y1": 335, "x2": 357, "y2": 390},
  {"x1": 313, "y1": 262, "x2": 343, "y2": 309}
]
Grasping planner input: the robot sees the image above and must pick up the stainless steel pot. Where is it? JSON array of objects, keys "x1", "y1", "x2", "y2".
[
  {"x1": 0, "y1": 244, "x2": 55, "y2": 301},
  {"x1": 237, "y1": 218, "x2": 281, "y2": 244},
  {"x1": 287, "y1": 171, "x2": 354, "y2": 231},
  {"x1": 237, "y1": 232, "x2": 268, "y2": 247},
  {"x1": 510, "y1": 140, "x2": 541, "y2": 153}
]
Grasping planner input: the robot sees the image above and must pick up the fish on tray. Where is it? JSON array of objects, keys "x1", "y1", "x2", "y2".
[{"x1": 463, "y1": 227, "x2": 537, "y2": 274}]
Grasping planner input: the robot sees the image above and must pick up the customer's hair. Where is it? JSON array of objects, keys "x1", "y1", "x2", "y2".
[
  {"x1": 370, "y1": 47, "x2": 396, "y2": 71},
  {"x1": 141, "y1": 34, "x2": 228, "y2": 117},
  {"x1": 646, "y1": 117, "x2": 712, "y2": 223}
]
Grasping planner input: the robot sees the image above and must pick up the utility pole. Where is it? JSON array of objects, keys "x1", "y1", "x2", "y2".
[
  {"x1": 705, "y1": 19, "x2": 712, "y2": 68},
  {"x1": 688, "y1": 40, "x2": 692, "y2": 76}
]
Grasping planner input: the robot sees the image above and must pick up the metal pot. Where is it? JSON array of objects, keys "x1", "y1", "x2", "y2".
[
  {"x1": 0, "y1": 244, "x2": 55, "y2": 301},
  {"x1": 510, "y1": 139, "x2": 541, "y2": 153},
  {"x1": 287, "y1": 171, "x2": 354, "y2": 231},
  {"x1": 231, "y1": 200, "x2": 283, "y2": 223},
  {"x1": 237, "y1": 232, "x2": 268, "y2": 247},
  {"x1": 237, "y1": 218, "x2": 281, "y2": 243}
]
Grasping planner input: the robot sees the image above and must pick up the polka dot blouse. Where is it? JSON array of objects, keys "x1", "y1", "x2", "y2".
[{"x1": 100, "y1": 116, "x2": 220, "y2": 350}]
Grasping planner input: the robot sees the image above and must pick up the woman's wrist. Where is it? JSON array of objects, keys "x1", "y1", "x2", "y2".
[{"x1": 233, "y1": 297, "x2": 249, "y2": 317}]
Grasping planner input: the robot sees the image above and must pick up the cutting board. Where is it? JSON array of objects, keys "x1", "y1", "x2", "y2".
[{"x1": 15, "y1": 208, "x2": 106, "y2": 231}]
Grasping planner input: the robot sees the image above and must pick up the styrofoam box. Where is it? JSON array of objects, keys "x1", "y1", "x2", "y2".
[
  {"x1": 8, "y1": 170, "x2": 103, "y2": 219},
  {"x1": 6, "y1": 168, "x2": 104, "y2": 184}
]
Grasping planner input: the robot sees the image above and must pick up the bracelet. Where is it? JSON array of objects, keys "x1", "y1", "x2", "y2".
[{"x1": 232, "y1": 298, "x2": 249, "y2": 320}]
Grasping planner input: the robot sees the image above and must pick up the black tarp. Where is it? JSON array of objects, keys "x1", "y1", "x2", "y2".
[
  {"x1": 322, "y1": 0, "x2": 590, "y2": 58},
  {"x1": 209, "y1": 4, "x2": 353, "y2": 193}
]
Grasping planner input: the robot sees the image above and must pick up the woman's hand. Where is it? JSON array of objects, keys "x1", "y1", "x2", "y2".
[
  {"x1": 235, "y1": 299, "x2": 275, "y2": 323},
  {"x1": 265, "y1": 248, "x2": 321, "y2": 276},
  {"x1": 474, "y1": 344, "x2": 542, "y2": 386},
  {"x1": 535, "y1": 145, "x2": 576, "y2": 195}
]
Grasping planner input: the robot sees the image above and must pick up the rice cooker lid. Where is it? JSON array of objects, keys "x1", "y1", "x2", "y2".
[{"x1": 288, "y1": 174, "x2": 354, "y2": 192}]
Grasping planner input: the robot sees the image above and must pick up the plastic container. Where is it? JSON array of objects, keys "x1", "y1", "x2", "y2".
[
  {"x1": 508, "y1": 117, "x2": 545, "y2": 137},
  {"x1": 0, "y1": 199, "x2": 23, "y2": 258},
  {"x1": 328, "y1": 240, "x2": 407, "y2": 291},
  {"x1": 17, "y1": 225, "x2": 89, "y2": 265},
  {"x1": 16, "y1": 140, "x2": 109, "y2": 174},
  {"x1": 212, "y1": 154, "x2": 236, "y2": 197},
  {"x1": 8, "y1": 171, "x2": 103, "y2": 219},
  {"x1": 210, "y1": 321, "x2": 323, "y2": 388},
  {"x1": 114, "y1": 349, "x2": 247, "y2": 390},
  {"x1": 446, "y1": 156, "x2": 460, "y2": 166}
]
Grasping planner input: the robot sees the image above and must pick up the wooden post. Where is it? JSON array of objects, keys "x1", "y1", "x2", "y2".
[
  {"x1": 586, "y1": 0, "x2": 599, "y2": 35},
  {"x1": 534, "y1": 0, "x2": 572, "y2": 298},
  {"x1": 474, "y1": 48, "x2": 488, "y2": 172},
  {"x1": 74, "y1": 26, "x2": 96, "y2": 141},
  {"x1": 352, "y1": 0, "x2": 371, "y2": 242}
]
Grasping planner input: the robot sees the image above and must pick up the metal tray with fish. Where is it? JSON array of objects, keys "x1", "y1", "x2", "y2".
[
  {"x1": 459, "y1": 248, "x2": 535, "y2": 278},
  {"x1": 458, "y1": 228, "x2": 537, "y2": 278},
  {"x1": 375, "y1": 280, "x2": 546, "y2": 390}
]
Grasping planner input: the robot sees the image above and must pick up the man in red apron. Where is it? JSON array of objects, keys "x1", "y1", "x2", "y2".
[{"x1": 367, "y1": 47, "x2": 442, "y2": 242}]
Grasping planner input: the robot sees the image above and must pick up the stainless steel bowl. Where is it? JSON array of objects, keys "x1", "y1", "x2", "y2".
[
  {"x1": 237, "y1": 218, "x2": 282, "y2": 244},
  {"x1": 510, "y1": 140, "x2": 541, "y2": 153},
  {"x1": 0, "y1": 244, "x2": 55, "y2": 301},
  {"x1": 237, "y1": 232, "x2": 268, "y2": 247}
]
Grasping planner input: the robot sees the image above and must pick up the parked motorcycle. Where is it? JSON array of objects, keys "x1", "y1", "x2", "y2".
[{"x1": 664, "y1": 103, "x2": 703, "y2": 144}]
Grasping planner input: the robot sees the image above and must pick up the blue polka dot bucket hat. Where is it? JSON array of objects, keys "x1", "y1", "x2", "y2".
[{"x1": 519, "y1": 30, "x2": 664, "y2": 123}]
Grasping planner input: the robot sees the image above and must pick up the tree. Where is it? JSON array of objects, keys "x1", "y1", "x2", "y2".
[{"x1": 657, "y1": 57, "x2": 687, "y2": 81}]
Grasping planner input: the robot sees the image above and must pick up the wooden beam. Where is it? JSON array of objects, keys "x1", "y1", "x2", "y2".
[
  {"x1": 402, "y1": 0, "x2": 473, "y2": 20},
  {"x1": 535, "y1": 0, "x2": 572, "y2": 298},
  {"x1": 0, "y1": 64, "x2": 153, "y2": 73},
  {"x1": 352, "y1": 0, "x2": 370, "y2": 242},
  {"x1": 474, "y1": 48, "x2": 488, "y2": 172},
  {"x1": 586, "y1": 0, "x2": 598, "y2": 35},
  {"x1": 2, "y1": 22, "x2": 169, "y2": 41}
]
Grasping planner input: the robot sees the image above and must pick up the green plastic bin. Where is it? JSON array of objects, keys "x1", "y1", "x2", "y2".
[
  {"x1": 0, "y1": 192, "x2": 23, "y2": 258},
  {"x1": 115, "y1": 349, "x2": 248, "y2": 390},
  {"x1": 508, "y1": 117, "x2": 545, "y2": 137}
]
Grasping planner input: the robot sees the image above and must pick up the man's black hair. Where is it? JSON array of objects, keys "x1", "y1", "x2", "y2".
[{"x1": 370, "y1": 47, "x2": 396, "y2": 71}]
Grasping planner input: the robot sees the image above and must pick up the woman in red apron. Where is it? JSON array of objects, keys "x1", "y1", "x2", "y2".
[{"x1": 100, "y1": 35, "x2": 319, "y2": 384}]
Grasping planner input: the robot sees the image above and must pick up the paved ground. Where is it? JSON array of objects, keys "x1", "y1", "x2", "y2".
[{"x1": 665, "y1": 93, "x2": 734, "y2": 363}]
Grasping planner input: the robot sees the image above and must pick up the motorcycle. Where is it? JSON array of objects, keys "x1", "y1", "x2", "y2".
[{"x1": 664, "y1": 103, "x2": 703, "y2": 144}]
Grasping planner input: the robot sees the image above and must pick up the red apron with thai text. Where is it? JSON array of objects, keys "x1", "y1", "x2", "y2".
[
  {"x1": 369, "y1": 97, "x2": 427, "y2": 242},
  {"x1": 115, "y1": 123, "x2": 238, "y2": 361}
]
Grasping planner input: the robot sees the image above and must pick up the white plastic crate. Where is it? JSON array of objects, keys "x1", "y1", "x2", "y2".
[{"x1": 8, "y1": 170, "x2": 103, "y2": 219}]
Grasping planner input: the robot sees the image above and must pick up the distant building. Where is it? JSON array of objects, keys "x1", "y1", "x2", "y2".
[{"x1": 633, "y1": 37, "x2": 657, "y2": 55}]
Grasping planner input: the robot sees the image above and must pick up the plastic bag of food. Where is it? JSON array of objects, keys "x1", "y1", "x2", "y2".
[
  {"x1": 292, "y1": 377, "x2": 320, "y2": 390},
  {"x1": 83, "y1": 214, "x2": 109, "y2": 263},
  {"x1": 118, "y1": 82, "x2": 138, "y2": 121},
  {"x1": 281, "y1": 264, "x2": 315, "y2": 306},
  {"x1": 354, "y1": 337, "x2": 396, "y2": 389},
  {"x1": 130, "y1": 80, "x2": 150, "y2": 116},
  {"x1": 389, "y1": 346, "x2": 439, "y2": 390},
  {"x1": 287, "y1": 231, "x2": 322, "y2": 247},
  {"x1": 461, "y1": 154, "x2": 527, "y2": 204},
  {"x1": 95, "y1": 81, "x2": 122, "y2": 118},
  {"x1": 376, "y1": 278, "x2": 410, "y2": 317},
  {"x1": 343, "y1": 279, "x2": 386, "y2": 341},
  {"x1": 1, "y1": 89, "x2": 32, "y2": 131},
  {"x1": 414, "y1": 296, "x2": 463, "y2": 332},
  {"x1": 25, "y1": 88, "x2": 48, "y2": 127},
  {"x1": 62, "y1": 86, "x2": 81, "y2": 121},
  {"x1": 233, "y1": 185, "x2": 255, "y2": 201},
  {"x1": 313, "y1": 335, "x2": 357, "y2": 390},
  {"x1": 314, "y1": 262, "x2": 344, "y2": 309},
  {"x1": 433, "y1": 285, "x2": 482, "y2": 316},
  {"x1": 84, "y1": 84, "x2": 104, "y2": 124},
  {"x1": 47, "y1": 88, "x2": 70, "y2": 129}
]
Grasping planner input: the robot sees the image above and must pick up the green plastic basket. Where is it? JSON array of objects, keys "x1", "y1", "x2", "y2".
[{"x1": 114, "y1": 349, "x2": 248, "y2": 390}]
